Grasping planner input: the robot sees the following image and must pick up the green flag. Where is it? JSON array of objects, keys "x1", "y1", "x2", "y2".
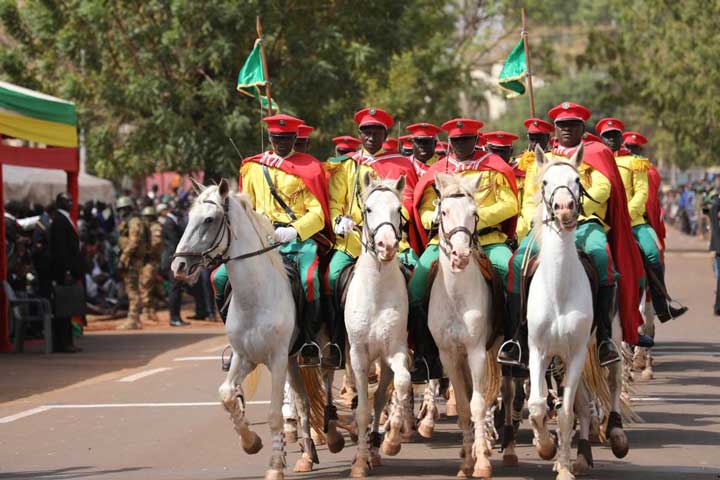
[
  {"x1": 237, "y1": 39, "x2": 266, "y2": 97},
  {"x1": 498, "y1": 39, "x2": 527, "y2": 97}
]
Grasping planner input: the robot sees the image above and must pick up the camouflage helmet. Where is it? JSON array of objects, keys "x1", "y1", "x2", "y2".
[
  {"x1": 116, "y1": 196, "x2": 134, "y2": 210},
  {"x1": 141, "y1": 206, "x2": 156, "y2": 217}
]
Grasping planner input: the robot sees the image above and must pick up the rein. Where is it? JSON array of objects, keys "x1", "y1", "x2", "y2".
[
  {"x1": 437, "y1": 192, "x2": 479, "y2": 257},
  {"x1": 539, "y1": 162, "x2": 586, "y2": 232}
]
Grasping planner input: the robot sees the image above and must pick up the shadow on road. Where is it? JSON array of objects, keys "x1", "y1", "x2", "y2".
[{"x1": 0, "y1": 466, "x2": 148, "y2": 479}]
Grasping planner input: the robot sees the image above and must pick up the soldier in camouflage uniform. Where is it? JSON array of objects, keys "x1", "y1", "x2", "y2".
[
  {"x1": 117, "y1": 196, "x2": 148, "y2": 330},
  {"x1": 140, "y1": 206, "x2": 163, "y2": 323}
]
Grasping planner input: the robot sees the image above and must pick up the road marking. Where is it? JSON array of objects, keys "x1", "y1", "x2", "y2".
[
  {"x1": 0, "y1": 401, "x2": 271, "y2": 424},
  {"x1": 117, "y1": 367, "x2": 173, "y2": 383},
  {"x1": 174, "y1": 356, "x2": 221, "y2": 362},
  {"x1": 632, "y1": 396, "x2": 720, "y2": 403},
  {"x1": 204, "y1": 345, "x2": 228, "y2": 353},
  {"x1": 652, "y1": 351, "x2": 719, "y2": 356}
]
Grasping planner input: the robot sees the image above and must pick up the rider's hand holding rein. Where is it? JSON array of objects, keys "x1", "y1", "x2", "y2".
[
  {"x1": 274, "y1": 226, "x2": 298, "y2": 243},
  {"x1": 333, "y1": 215, "x2": 356, "y2": 236}
]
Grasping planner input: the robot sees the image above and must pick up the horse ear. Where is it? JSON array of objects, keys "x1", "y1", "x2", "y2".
[
  {"x1": 569, "y1": 142, "x2": 584, "y2": 168},
  {"x1": 394, "y1": 175, "x2": 406, "y2": 194},
  {"x1": 363, "y1": 171, "x2": 374, "y2": 190},
  {"x1": 435, "y1": 172, "x2": 452, "y2": 193},
  {"x1": 218, "y1": 178, "x2": 229, "y2": 197},
  {"x1": 534, "y1": 144, "x2": 547, "y2": 169},
  {"x1": 461, "y1": 174, "x2": 481, "y2": 194},
  {"x1": 190, "y1": 177, "x2": 206, "y2": 194}
]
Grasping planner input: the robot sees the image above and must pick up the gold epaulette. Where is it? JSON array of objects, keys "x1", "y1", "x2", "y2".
[
  {"x1": 517, "y1": 150, "x2": 535, "y2": 171},
  {"x1": 631, "y1": 156, "x2": 651, "y2": 172}
]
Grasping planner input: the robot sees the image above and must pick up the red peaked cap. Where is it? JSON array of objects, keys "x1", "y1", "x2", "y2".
[
  {"x1": 583, "y1": 132, "x2": 602, "y2": 143},
  {"x1": 441, "y1": 118, "x2": 484, "y2": 138},
  {"x1": 524, "y1": 117, "x2": 553, "y2": 134},
  {"x1": 354, "y1": 107, "x2": 394, "y2": 129},
  {"x1": 548, "y1": 102, "x2": 592, "y2": 123},
  {"x1": 399, "y1": 134, "x2": 413, "y2": 149},
  {"x1": 622, "y1": 131, "x2": 648, "y2": 146},
  {"x1": 297, "y1": 125, "x2": 314, "y2": 139},
  {"x1": 476, "y1": 134, "x2": 487, "y2": 147},
  {"x1": 382, "y1": 137, "x2": 399, "y2": 152},
  {"x1": 263, "y1": 114, "x2": 303, "y2": 134},
  {"x1": 406, "y1": 122, "x2": 442, "y2": 138},
  {"x1": 332, "y1": 136, "x2": 362, "y2": 150},
  {"x1": 435, "y1": 141, "x2": 448, "y2": 153},
  {"x1": 484, "y1": 131, "x2": 519, "y2": 147},
  {"x1": 595, "y1": 117, "x2": 626, "y2": 135}
]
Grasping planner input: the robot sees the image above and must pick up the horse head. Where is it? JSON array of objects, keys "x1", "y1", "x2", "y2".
[
  {"x1": 361, "y1": 172, "x2": 406, "y2": 262},
  {"x1": 535, "y1": 144, "x2": 583, "y2": 233},
  {"x1": 172, "y1": 178, "x2": 231, "y2": 283},
  {"x1": 435, "y1": 172, "x2": 481, "y2": 273}
]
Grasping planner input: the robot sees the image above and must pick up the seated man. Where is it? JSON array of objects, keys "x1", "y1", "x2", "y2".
[
  {"x1": 408, "y1": 118, "x2": 519, "y2": 381},
  {"x1": 503, "y1": 102, "x2": 645, "y2": 368},
  {"x1": 212, "y1": 113, "x2": 331, "y2": 367}
]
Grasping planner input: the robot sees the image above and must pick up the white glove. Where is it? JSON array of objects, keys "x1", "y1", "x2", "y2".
[
  {"x1": 274, "y1": 226, "x2": 298, "y2": 243},
  {"x1": 334, "y1": 216, "x2": 356, "y2": 236}
]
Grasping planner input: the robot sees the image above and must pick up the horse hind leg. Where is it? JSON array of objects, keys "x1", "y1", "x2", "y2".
[
  {"x1": 439, "y1": 351, "x2": 474, "y2": 478},
  {"x1": 500, "y1": 375, "x2": 519, "y2": 467},
  {"x1": 286, "y1": 361, "x2": 317, "y2": 473},
  {"x1": 322, "y1": 369, "x2": 346, "y2": 454},
  {"x1": 418, "y1": 379, "x2": 440, "y2": 439},
  {"x1": 467, "y1": 347, "x2": 492, "y2": 479},
  {"x1": 572, "y1": 381, "x2": 594, "y2": 477},
  {"x1": 383, "y1": 350, "x2": 412, "y2": 455},
  {"x1": 265, "y1": 353, "x2": 291, "y2": 480},
  {"x1": 218, "y1": 353, "x2": 263, "y2": 456},
  {"x1": 607, "y1": 358, "x2": 629, "y2": 458}
]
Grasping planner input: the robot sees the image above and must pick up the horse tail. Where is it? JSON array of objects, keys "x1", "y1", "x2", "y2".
[
  {"x1": 241, "y1": 366, "x2": 262, "y2": 400},
  {"x1": 299, "y1": 367, "x2": 326, "y2": 440},
  {"x1": 620, "y1": 344, "x2": 643, "y2": 424},
  {"x1": 483, "y1": 340, "x2": 502, "y2": 405}
]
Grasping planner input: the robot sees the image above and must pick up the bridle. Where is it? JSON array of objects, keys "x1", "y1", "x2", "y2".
[
  {"x1": 172, "y1": 196, "x2": 281, "y2": 267},
  {"x1": 358, "y1": 185, "x2": 405, "y2": 257},
  {"x1": 540, "y1": 162, "x2": 583, "y2": 231},
  {"x1": 437, "y1": 192, "x2": 479, "y2": 257}
]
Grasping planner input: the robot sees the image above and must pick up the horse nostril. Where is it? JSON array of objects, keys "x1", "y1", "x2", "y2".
[
  {"x1": 178, "y1": 261, "x2": 186, "y2": 272},
  {"x1": 568, "y1": 200, "x2": 575, "y2": 211},
  {"x1": 377, "y1": 240, "x2": 385, "y2": 248}
]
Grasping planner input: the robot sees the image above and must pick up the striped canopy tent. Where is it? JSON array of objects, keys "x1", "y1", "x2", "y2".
[{"x1": 0, "y1": 81, "x2": 80, "y2": 352}]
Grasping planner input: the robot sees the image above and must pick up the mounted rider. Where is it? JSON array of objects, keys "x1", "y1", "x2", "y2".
[
  {"x1": 408, "y1": 118, "x2": 519, "y2": 381},
  {"x1": 399, "y1": 134, "x2": 414, "y2": 157},
  {"x1": 293, "y1": 124, "x2": 314, "y2": 153},
  {"x1": 501, "y1": 102, "x2": 645, "y2": 368},
  {"x1": 405, "y1": 122, "x2": 443, "y2": 178},
  {"x1": 211, "y1": 113, "x2": 332, "y2": 367},
  {"x1": 597, "y1": 119, "x2": 687, "y2": 323},
  {"x1": 331, "y1": 136, "x2": 361, "y2": 157}
]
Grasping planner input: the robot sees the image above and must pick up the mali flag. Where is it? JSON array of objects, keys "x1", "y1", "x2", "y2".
[{"x1": 498, "y1": 39, "x2": 527, "y2": 97}]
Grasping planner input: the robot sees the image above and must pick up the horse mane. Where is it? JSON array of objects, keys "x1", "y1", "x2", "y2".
[{"x1": 437, "y1": 173, "x2": 495, "y2": 202}]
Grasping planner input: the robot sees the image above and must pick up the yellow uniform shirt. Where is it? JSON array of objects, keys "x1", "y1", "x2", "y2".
[
  {"x1": 418, "y1": 168, "x2": 518, "y2": 246},
  {"x1": 615, "y1": 154, "x2": 650, "y2": 226},
  {"x1": 240, "y1": 160, "x2": 325, "y2": 242}
]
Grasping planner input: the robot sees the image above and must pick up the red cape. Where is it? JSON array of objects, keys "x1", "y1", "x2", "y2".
[
  {"x1": 646, "y1": 165, "x2": 666, "y2": 250},
  {"x1": 562, "y1": 141, "x2": 644, "y2": 344},
  {"x1": 412, "y1": 151, "x2": 518, "y2": 246},
  {"x1": 349, "y1": 151, "x2": 423, "y2": 254},
  {"x1": 513, "y1": 166, "x2": 526, "y2": 179},
  {"x1": 240, "y1": 151, "x2": 334, "y2": 242}
]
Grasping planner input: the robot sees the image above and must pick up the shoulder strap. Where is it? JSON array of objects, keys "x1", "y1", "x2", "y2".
[{"x1": 262, "y1": 164, "x2": 297, "y2": 221}]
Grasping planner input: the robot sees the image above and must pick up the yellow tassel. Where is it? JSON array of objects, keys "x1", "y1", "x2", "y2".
[
  {"x1": 632, "y1": 157, "x2": 651, "y2": 172},
  {"x1": 518, "y1": 150, "x2": 535, "y2": 171}
]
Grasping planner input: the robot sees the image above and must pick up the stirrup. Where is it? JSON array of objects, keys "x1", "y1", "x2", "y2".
[
  {"x1": 496, "y1": 339, "x2": 523, "y2": 367},
  {"x1": 411, "y1": 354, "x2": 431, "y2": 384},
  {"x1": 298, "y1": 341, "x2": 322, "y2": 368},
  {"x1": 221, "y1": 345, "x2": 233, "y2": 372},
  {"x1": 321, "y1": 342, "x2": 343, "y2": 370},
  {"x1": 598, "y1": 339, "x2": 621, "y2": 367}
]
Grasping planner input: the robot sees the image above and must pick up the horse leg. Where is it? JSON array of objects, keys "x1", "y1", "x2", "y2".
[
  {"x1": 384, "y1": 350, "x2": 412, "y2": 454},
  {"x1": 440, "y1": 351, "x2": 474, "y2": 478},
  {"x1": 371, "y1": 360, "x2": 392, "y2": 465},
  {"x1": 500, "y1": 375, "x2": 518, "y2": 467},
  {"x1": 286, "y1": 362, "x2": 316, "y2": 474},
  {"x1": 446, "y1": 384, "x2": 458, "y2": 417},
  {"x1": 323, "y1": 369, "x2": 345, "y2": 454},
  {"x1": 640, "y1": 300, "x2": 656, "y2": 381},
  {"x1": 418, "y1": 379, "x2": 440, "y2": 439},
  {"x1": 265, "y1": 353, "x2": 290, "y2": 480},
  {"x1": 607, "y1": 355, "x2": 630, "y2": 458},
  {"x1": 218, "y1": 353, "x2": 263, "y2": 456},
  {"x1": 350, "y1": 345, "x2": 371, "y2": 478},
  {"x1": 512, "y1": 378, "x2": 527, "y2": 433},
  {"x1": 572, "y1": 381, "x2": 593, "y2": 477},
  {"x1": 467, "y1": 347, "x2": 492, "y2": 479},
  {"x1": 554, "y1": 353, "x2": 586, "y2": 480},
  {"x1": 528, "y1": 349, "x2": 555, "y2": 462},
  {"x1": 282, "y1": 381, "x2": 298, "y2": 443}
]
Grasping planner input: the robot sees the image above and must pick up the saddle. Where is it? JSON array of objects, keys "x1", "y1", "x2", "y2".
[
  {"x1": 520, "y1": 250, "x2": 600, "y2": 330},
  {"x1": 423, "y1": 251, "x2": 506, "y2": 351}
]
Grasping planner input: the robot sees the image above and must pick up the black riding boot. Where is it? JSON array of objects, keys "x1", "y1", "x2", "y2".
[
  {"x1": 596, "y1": 285, "x2": 621, "y2": 367},
  {"x1": 648, "y1": 262, "x2": 688, "y2": 323},
  {"x1": 298, "y1": 300, "x2": 323, "y2": 368},
  {"x1": 497, "y1": 293, "x2": 525, "y2": 367},
  {"x1": 321, "y1": 296, "x2": 344, "y2": 369},
  {"x1": 409, "y1": 303, "x2": 443, "y2": 383}
]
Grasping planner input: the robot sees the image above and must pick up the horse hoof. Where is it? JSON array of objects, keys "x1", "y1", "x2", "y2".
[
  {"x1": 418, "y1": 420, "x2": 434, "y2": 439},
  {"x1": 264, "y1": 469, "x2": 284, "y2": 480},
  {"x1": 446, "y1": 403, "x2": 458, "y2": 417},
  {"x1": 609, "y1": 429, "x2": 629, "y2": 458},
  {"x1": 381, "y1": 439, "x2": 401, "y2": 456},
  {"x1": 572, "y1": 454, "x2": 592, "y2": 476},
  {"x1": 472, "y1": 465, "x2": 492, "y2": 478},
  {"x1": 326, "y1": 428, "x2": 345, "y2": 454},
  {"x1": 370, "y1": 451, "x2": 382, "y2": 467},
  {"x1": 284, "y1": 430, "x2": 298, "y2": 444},
  {"x1": 350, "y1": 459, "x2": 370, "y2": 478},
  {"x1": 242, "y1": 432, "x2": 263, "y2": 454},
  {"x1": 556, "y1": 466, "x2": 575, "y2": 480},
  {"x1": 503, "y1": 453, "x2": 519, "y2": 467},
  {"x1": 537, "y1": 438, "x2": 557, "y2": 460},
  {"x1": 640, "y1": 368, "x2": 654, "y2": 381},
  {"x1": 456, "y1": 466, "x2": 473, "y2": 478},
  {"x1": 293, "y1": 455, "x2": 314, "y2": 473}
]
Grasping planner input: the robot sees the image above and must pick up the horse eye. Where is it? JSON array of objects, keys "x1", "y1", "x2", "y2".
[
  {"x1": 575, "y1": 178, "x2": 580, "y2": 183},
  {"x1": 396, "y1": 207, "x2": 402, "y2": 213},
  {"x1": 366, "y1": 208, "x2": 372, "y2": 214},
  {"x1": 542, "y1": 180, "x2": 548, "y2": 186},
  {"x1": 441, "y1": 210, "x2": 447, "y2": 216},
  {"x1": 204, "y1": 217, "x2": 214, "y2": 224}
]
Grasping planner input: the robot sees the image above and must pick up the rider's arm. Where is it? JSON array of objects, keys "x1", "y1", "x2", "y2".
[
  {"x1": 582, "y1": 169, "x2": 612, "y2": 218},
  {"x1": 292, "y1": 189, "x2": 325, "y2": 241},
  {"x1": 419, "y1": 186, "x2": 438, "y2": 230},
  {"x1": 238, "y1": 163, "x2": 258, "y2": 208},
  {"x1": 629, "y1": 168, "x2": 649, "y2": 222},
  {"x1": 328, "y1": 161, "x2": 349, "y2": 222},
  {"x1": 520, "y1": 162, "x2": 538, "y2": 231},
  {"x1": 477, "y1": 172, "x2": 518, "y2": 229}
]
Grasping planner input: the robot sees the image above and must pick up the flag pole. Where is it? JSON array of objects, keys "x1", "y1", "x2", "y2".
[
  {"x1": 521, "y1": 8, "x2": 536, "y2": 118},
  {"x1": 256, "y1": 16, "x2": 274, "y2": 115}
]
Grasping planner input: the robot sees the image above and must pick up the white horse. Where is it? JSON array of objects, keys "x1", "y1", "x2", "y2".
[
  {"x1": 171, "y1": 179, "x2": 323, "y2": 480},
  {"x1": 525, "y1": 145, "x2": 595, "y2": 480},
  {"x1": 345, "y1": 173, "x2": 412, "y2": 478},
  {"x1": 428, "y1": 173, "x2": 501, "y2": 478}
]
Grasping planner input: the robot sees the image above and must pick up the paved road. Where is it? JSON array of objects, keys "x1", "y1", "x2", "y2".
[{"x1": 1, "y1": 228, "x2": 719, "y2": 479}]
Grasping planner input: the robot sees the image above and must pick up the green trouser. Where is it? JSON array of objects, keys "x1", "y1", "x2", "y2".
[
  {"x1": 508, "y1": 220, "x2": 618, "y2": 295},
  {"x1": 634, "y1": 222, "x2": 667, "y2": 313},
  {"x1": 633, "y1": 223, "x2": 662, "y2": 267},
  {"x1": 212, "y1": 239, "x2": 321, "y2": 347},
  {"x1": 407, "y1": 242, "x2": 513, "y2": 360}
]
